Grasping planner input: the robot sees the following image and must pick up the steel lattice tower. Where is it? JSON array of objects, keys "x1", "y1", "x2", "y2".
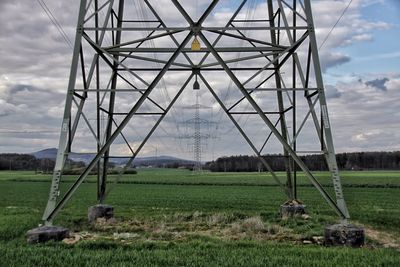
[
  {"x1": 193, "y1": 94, "x2": 202, "y2": 171},
  {"x1": 179, "y1": 93, "x2": 216, "y2": 172},
  {"x1": 42, "y1": 0, "x2": 350, "y2": 225}
]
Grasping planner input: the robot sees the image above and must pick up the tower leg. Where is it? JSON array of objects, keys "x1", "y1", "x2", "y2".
[
  {"x1": 99, "y1": 0, "x2": 125, "y2": 204},
  {"x1": 303, "y1": 0, "x2": 364, "y2": 246},
  {"x1": 268, "y1": 0, "x2": 294, "y2": 202},
  {"x1": 41, "y1": 0, "x2": 88, "y2": 226},
  {"x1": 304, "y1": 0, "x2": 350, "y2": 221}
]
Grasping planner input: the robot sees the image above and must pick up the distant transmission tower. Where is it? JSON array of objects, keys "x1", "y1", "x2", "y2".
[
  {"x1": 179, "y1": 92, "x2": 216, "y2": 171},
  {"x1": 39, "y1": 0, "x2": 354, "y2": 234}
]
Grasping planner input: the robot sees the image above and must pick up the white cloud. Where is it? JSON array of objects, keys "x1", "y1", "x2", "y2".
[
  {"x1": 328, "y1": 74, "x2": 400, "y2": 152},
  {"x1": 312, "y1": 0, "x2": 391, "y2": 70},
  {"x1": 351, "y1": 33, "x2": 373, "y2": 42}
]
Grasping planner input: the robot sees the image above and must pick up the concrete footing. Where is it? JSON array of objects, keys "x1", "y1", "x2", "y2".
[
  {"x1": 324, "y1": 224, "x2": 365, "y2": 247},
  {"x1": 26, "y1": 226, "x2": 69, "y2": 244},
  {"x1": 280, "y1": 200, "x2": 306, "y2": 218},
  {"x1": 88, "y1": 204, "x2": 114, "y2": 223}
]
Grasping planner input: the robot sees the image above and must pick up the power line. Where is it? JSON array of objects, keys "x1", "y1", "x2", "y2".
[
  {"x1": 39, "y1": 0, "x2": 73, "y2": 48},
  {"x1": 133, "y1": 0, "x2": 186, "y2": 153},
  {"x1": 319, "y1": 0, "x2": 353, "y2": 49},
  {"x1": 0, "y1": 130, "x2": 58, "y2": 134},
  {"x1": 36, "y1": 0, "x2": 73, "y2": 49},
  {"x1": 209, "y1": 0, "x2": 258, "y2": 152}
]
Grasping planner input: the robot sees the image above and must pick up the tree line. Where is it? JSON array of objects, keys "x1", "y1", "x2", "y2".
[
  {"x1": 1, "y1": 151, "x2": 400, "y2": 172},
  {"x1": 205, "y1": 151, "x2": 400, "y2": 172},
  {"x1": 0, "y1": 154, "x2": 84, "y2": 173}
]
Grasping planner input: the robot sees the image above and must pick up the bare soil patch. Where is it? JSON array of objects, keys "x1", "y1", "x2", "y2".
[{"x1": 364, "y1": 226, "x2": 400, "y2": 249}]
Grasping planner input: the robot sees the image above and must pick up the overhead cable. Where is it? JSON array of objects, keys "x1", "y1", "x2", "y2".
[
  {"x1": 319, "y1": 0, "x2": 353, "y2": 49},
  {"x1": 36, "y1": 0, "x2": 73, "y2": 49}
]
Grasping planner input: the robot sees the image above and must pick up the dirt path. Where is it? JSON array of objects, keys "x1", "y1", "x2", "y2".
[{"x1": 364, "y1": 226, "x2": 400, "y2": 249}]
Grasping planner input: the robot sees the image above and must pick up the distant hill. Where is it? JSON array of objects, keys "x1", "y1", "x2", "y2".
[
  {"x1": 31, "y1": 148, "x2": 95, "y2": 163},
  {"x1": 31, "y1": 148, "x2": 194, "y2": 166},
  {"x1": 31, "y1": 148, "x2": 58, "y2": 159},
  {"x1": 130, "y1": 155, "x2": 195, "y2": 166}
]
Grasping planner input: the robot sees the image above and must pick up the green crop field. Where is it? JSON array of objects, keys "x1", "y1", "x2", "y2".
[{"x1": 0, "y1": 169, "x2": 399, "y2": 266}]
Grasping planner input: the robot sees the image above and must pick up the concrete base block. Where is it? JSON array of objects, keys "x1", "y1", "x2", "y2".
[
  {"x1": 324, "y1": 224, "x2": 365, "y2": 247},
  {"x1": 280, "y1": 200, "x2": 306, "y2": 218},
  {"x1": 88, "y1": 204, "x2": 114, "y2": 223},
  {"x1": 26, "y1": 226, "x2": 69, "y2": 244}
]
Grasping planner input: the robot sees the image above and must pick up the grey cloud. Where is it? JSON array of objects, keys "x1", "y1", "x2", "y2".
[
  {"x1": 320, "y1": 52, "x2": 351, "y2": 72},
  {"x1": 328, "y1": 76, "x2": 400, "y2": 152},
  {"x1": 9, "y1": 84, "x2": 37, "y2": 94},
  {"x1": 365, "y1": 78, "x2": 389, "y2": 91},
  {"x1": 0, "y1": 1, "x2": 397, "y2": 157},
  {"x1": 7, "y1": 83, "x2": 64, "y2": 106},
  {"x1": 0, "y1": 100, "x2": 21, "y2": 117},
  {"x1": 325, "y1": 85, "x2": 342, "y2": 99}
]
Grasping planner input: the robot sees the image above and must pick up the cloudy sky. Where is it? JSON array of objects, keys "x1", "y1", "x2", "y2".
[{"x1": 0, "y1": 0, "x2": 399, "y2": 161}]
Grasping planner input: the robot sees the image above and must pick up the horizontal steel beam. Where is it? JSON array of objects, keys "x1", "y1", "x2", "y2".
[
  {"x1": 111, "y1": 112, "x2": 164, "y2": 116},
  {"x1": 200, "y1": 52, "x2": 279, "y2": 68},
  {"x1": 83, "y1": 26, "x2": 309, "y2": 31},
  {"x1": 232, "y1": 19, "x2": 271, "y2": 22},
  {"x1": 245, "y1": 87, "x2": 319, "y2": 91},
  {"x1": 107, "y1": 47, "x2": 285, "y2": 53},
  {"x1": 229, "y1": 111, "x2": 281, "y2": 115},
  {"x1": 112, "y1": 52, "x2": 192, "y2": 67},
  {"x1": 44, "y1": 30, "x2": 195, "y2": 223},
  {"x1": 296, "y1": 151, "x2": 325, "y2": 154},
  {"x1": 121, "y1": 20, "x2": 160, "y2": 23},
  {"x1": 115, "y1": 67, "x2": 277, "y2": 71},
  {"x1": 105, "y1": 28, "x2": 183, "y2": 49},
  {"x1": 229, "y1": 108, "x2": 293, "y2": 115},
  {"x1": 73, "y1": 88, "x2": 147, "y2": 92},
  {"x1": 206, "y1": 29, "x2": 285, "y2": 48}
]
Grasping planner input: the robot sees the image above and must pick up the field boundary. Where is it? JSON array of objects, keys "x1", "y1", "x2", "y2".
[{"x1": 4, "y1": 179, "x2": 400, "y2": 189}]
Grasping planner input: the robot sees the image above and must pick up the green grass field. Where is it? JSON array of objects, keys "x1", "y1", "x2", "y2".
[{"x1": 0, "y1": 169, "x2": 399, "y2": 266}]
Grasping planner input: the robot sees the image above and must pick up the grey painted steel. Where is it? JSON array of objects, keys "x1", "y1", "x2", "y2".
[
  {"x1": 197, "y1": 0, "x2": 248, "y2": 66},
  {"x1": 41, "y1": 0, "x2": 350, "y2": 224},
  {"x1": 268, "y1": 0, "x2": 293, "y2": 200},
  {"x1": 83, "y1": 26, "x2": 309, "y2": 31},
  {"x1": 95, "y1": 0, "x2": 101, "y2": 201},
  {"x1": 105, "y1": 29, "x2": 184, "y2": 49},
  {"x1": 42, "y1": 0, "x2": 88, "y2": 223},
  {"x1": 199, "y1": 31, "x2": 346, "y2": 218},
  {"x1": 42, "y1": 0, "x2": 218, "y2": 224},
  {"x1": 304, "y1": 0, "x2": 349, "y2": 220},
  {"x1": 143, "y1": 0, "x2": 195, "y2": 67},
  {"x1": 200, "y1": 74, "x2": 289, "y2": 196},
  {"x1": 70, "y1": 0, "x2": 114, "y2": 143},
  {"x1": 104, "y1": 74, "x2": 194, "y2": 198},
  {"x1": 178, "y1": 93, "x2": 218, "y2": 172},
  {"x1": 291, "y1": 0, "x2": 297, "y2": 199},
  {"x1": 44, "y1": 30, "x2": 195, "y2": 223},
  {"x1": 107, "y1": 47, "x2": 285, "y2": 53},
  {"x1": 100, "y1": 0, "x2": 125, "y2": 203},
  {"x1": 169, "y1": 2, "x2": 348, "y2": 218}
]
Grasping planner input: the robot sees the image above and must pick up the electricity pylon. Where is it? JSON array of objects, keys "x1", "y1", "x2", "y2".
[
  {"x1": 179, "y1": 92, "x2": 216, "y2": 171},
  {"x1": 42, "y1": 0, "x2": 350, "y2": 225}
]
